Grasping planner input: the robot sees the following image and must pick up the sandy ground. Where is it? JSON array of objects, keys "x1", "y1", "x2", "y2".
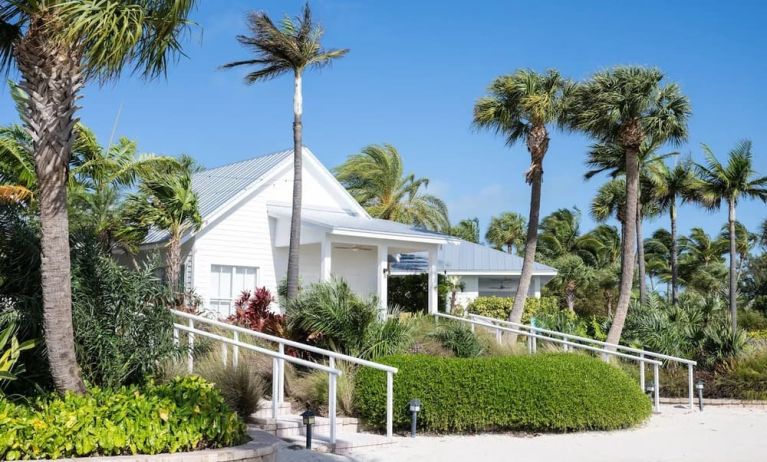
[{"x1": 274, "y1": 405, "x2": 767, "y2": 462}]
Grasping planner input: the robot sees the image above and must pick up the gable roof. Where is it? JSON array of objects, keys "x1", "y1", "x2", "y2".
[{"x1": 391, "y1": 240, "x2": 558, "y2": 275}]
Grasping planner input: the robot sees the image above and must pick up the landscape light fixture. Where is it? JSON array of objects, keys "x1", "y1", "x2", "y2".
[
  {"x1": 695, "y1": 380, "x2": 705, "y2": 411},
  {"x1": 301, "y1": 409, "x2": 315, "y2": 449},
  {"x1": 645, "y1": 384, "x2": 655, "y2": 396},
  {"x1": 409, "y1": 399, "x2": 422, "y2": 438}
]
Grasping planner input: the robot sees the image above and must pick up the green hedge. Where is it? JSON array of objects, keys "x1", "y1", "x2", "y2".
[
  {"x1": 356, "y1": 354, "x2": 651, "y2": 433},
  {"x1": 468, "y1": 296, "x2": 559, "y2": 323},
  {"x1": 0, "y1": 376, "x2": 246, "y2": 460}
]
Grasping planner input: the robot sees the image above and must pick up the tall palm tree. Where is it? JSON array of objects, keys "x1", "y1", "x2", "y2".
[
  {"x1": 718, "y1": 221, "x2": 756, "y2": 285},
  {"x1": 565, "y1": 67, "x2": 690, "y2": 347},
  {"x1": 485, "y1": 212, "x2": 526, "y2": 254},
  {"x1": 473, "y1": 69, "x2": 566, "y2": 324},
  {"x1": 123, "y1": 170, "x2": 202, "y2": 295},
  {"x1": 222, "y1": 4, "x2": 348, "y2": 301},
  {"x1": 644, "y1": 228, "x2": 673, "y2": 293},
  {"x1": 0, "y1": 0, "x2": 195, "y2": 393},
  {"x1": 584, "y1": 139, "x2": 672, "y2": 304},
  {"x1": 334, "y1": 144, "x2": 449, "y2": 230},
  {"x1": 646, "y1": 159, "x2": 696, "y2": 304},
  {"x1": 536, "y1": 208, "x2": 582, "y2": 263},
  {"x1": 678, "y1": 227, "x2": 728, "y2": 294},
  {"x1": 694, "y1": 141, "x2": 767, "y2": 332},
  {"x1": 449, "y1": 218, "x2": 480, "y2": 243}
]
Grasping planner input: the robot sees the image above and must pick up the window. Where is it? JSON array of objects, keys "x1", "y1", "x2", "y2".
[{"x1": 210, "y1": 265, "x2": 258, "y2": 316}]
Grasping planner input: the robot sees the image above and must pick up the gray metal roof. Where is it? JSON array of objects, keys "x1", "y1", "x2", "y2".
[
  {"x1": 144, "y1": 149, "x2": 292, "y2": 244},
  {"x1": 391, "y1": 240, "x2": 557, "y2": 274},
  {"x1": 268, "y1": 205, "x2": 454, "y2": 242}
]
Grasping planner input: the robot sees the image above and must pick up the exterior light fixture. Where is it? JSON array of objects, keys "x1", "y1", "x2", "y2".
[
  {"x1": 645, "y1": 384, "x2": 655, "y2": 396},
  {"x1": 695, "y1": 380, "x2": 705, "y2": 411},
  {"x1": 301, "y1": 409, "x2": 315, "y2": 449},
  {"x1": 408, "y1": 399, "x2": 422, "y2": 438}
]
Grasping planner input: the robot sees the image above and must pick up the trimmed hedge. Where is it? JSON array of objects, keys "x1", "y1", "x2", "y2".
[
  {"x1": 356, "y1": 354, "x2": 651, "y2": 433},
  {"x1": 0, "y1": 376, "x2": 246, "y2": 460},
  {"x1": 468, "y1": 296, "x2": 559, "y2": 323}
]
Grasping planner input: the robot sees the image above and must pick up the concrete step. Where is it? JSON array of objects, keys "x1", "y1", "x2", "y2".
[
  {"x1": 247, "y1": 423, "x2": 393, "y2": 456},
  {"x1": 251, "y1": 399, "x2": 292, "y2": 419},
  {"x1": 252, "y1": 414, "x2": 359, "y2": 438}
]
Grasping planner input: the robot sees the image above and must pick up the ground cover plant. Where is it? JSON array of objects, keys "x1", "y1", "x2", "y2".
[{"x1": 356, "y1": 353, "x2": 651, "y2": 433}]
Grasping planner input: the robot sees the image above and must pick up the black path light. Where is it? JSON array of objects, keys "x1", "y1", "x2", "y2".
[
  {"x1": 301, "y1": 409, "x2": 315, "y2": 449},
  {"x1": 695, "y1": 380, "x2": 705, "y2": 411},
  {"x1": 409, "y1": 399, "x2": 422, "y2": 438},
  {"x1": 645, "y1": 383, "x2": 655, "y2": 397}
]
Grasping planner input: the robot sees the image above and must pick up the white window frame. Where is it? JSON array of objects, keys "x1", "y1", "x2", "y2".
[{"x1": 209, "y1": 265, "x2": 259, "y2": 316}]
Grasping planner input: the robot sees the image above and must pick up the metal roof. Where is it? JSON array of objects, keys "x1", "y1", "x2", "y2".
[
  {"x1": 144, "y1": 149, "x2": 292, "y2": 244},
  {"x1": 267, "y1": 204, "x2": 454, "y2": 242},
  {"x1": 391, "y1": 240, "x2": 557, "y2": 274}
]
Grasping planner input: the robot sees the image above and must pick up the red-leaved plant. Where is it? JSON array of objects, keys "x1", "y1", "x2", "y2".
[{"x1": 227, "y1": 287, "x2": 286, "y2": 336}]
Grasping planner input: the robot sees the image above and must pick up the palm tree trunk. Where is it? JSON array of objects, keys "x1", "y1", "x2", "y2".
[
  {"x1": 508, "y1": 124, "x2": 547, "y2": 326},
  {"x1": 167, "y1": 232, "x2": 181, "y2": 295},
  {"x1": 15, "y1": 28, "x2": 86, "y2": 393},
  {"x1": 670, "y1": 201, "x2": 679, "y2": 305},
  {"x1": 286, "y1": 71, "x2": 304, "y2": 301},
  {"x1": 605, "y1": 146, "x2": 639, "y2": 349},
  {"x1": 636, "y1": 195, "x2": 647, "y2": 304},
  {"x1": 566, "y1": 282, "x2": 575, "y2": 312},
  {"x1": 728, "y1": 197, "x2": 737, "y2": 334}
]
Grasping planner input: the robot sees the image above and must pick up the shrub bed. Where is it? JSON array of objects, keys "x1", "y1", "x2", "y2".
[
  {"x1": 356, "y1": 353, "x2": 651, "y2": 433},
  {"x1": 0, "y1": 376, "x2": 246, "y2": 460}
]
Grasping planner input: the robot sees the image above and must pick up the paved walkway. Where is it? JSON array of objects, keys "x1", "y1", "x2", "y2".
[{"x1": 275, "y1": 405, "x2": 767, "y2": 462}]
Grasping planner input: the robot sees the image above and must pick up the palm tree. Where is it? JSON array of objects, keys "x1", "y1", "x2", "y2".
[
  {"x1": 449, "y1": 218, "x2": 480, "y2": 243},
  {"x1": 536, "y1": 208, "x2": 582, "y2": 263},
  {"x1": 123, "y1": 170, "x2": 202, "y2": 296},
  {"x1": 222, "y1": 4, "x2": 348, "y2": 301},
  {"x1": 445, "y1": 276, "x2": 465, "y2": 315},
  {"x1": 644, "y1": 228, "x2": 673, "y2": 293},
  {"x1": 579, "y1": 224, "x2": 621, "y2": 316},
  {"x1": 584, "y1": 139, "x2": 672, "y2": 304},
  {"x1": 0, "y1": 0, "x2": 195, "y2": 393},
  {"x1": 678, "y1": 227, "x2": 728, "y2": 294},
  {"x1": 473, "y1": 69, "x2": 565, "y2": 324},
  {"x1": 334, "y1": 144, "x2": 449, "y2": 230},
  {"x1": 718, "y1": 221, "x2": 756, "y2": 285},
  {"x1": 565, "y1": 67, "x2": 690, "y2": 347},
  {"x1": 694, "y1": 141, "x2": 767, "y2": 332},
  {"x1": 646, "y1": 159, "x2": 696, "y2": 304},
  {"x1": 485, "y1": 212, "x2": 526, "y2": 254}
]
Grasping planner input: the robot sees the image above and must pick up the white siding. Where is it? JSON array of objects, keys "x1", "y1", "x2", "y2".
[
  {"x1": 452, "y1": 276, "x2": 479, "y2": 312},
  {"x1": 273, "y1": 244, "x2": 321, "y2": 291},
  {"x1": 332, "y1": 247, "x2": 377, "y2": 299}
]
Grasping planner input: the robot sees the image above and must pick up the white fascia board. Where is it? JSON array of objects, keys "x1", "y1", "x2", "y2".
[
  {"x1": 443, "y1": 270, "x2": 558, "y2": 276},
  {"x1": 330, "y1": 227, "x2": 451, "y2": 245}
]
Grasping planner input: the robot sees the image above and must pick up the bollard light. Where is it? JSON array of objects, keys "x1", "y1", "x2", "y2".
[
  {"x1": 695, "y1": 380, "x2": 705, "y2": 411},
  {"x1": 301, "y1": 409, "x2": 315, "y2": 449},
  {"x1": 408, "y1": 399, "x2": 422, "y2": 438},
  {"x1": 645, "y1": 384, "x2": 655, "y2": 396}
]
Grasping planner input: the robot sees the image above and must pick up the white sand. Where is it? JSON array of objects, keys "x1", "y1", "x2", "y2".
[{"x1": 275, "y1": 405, "x2": 767, "y2": 462}]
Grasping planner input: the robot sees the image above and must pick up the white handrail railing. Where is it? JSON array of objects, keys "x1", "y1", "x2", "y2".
[
  {"x1": 468, "y1": 312, "x2": 698, "y2": 409},
  {"x1": 171, "y1": 310, "x2": 398, "y2": 442},
  {"x1": 434, "y1": 312, "x2": 664, "y2": 412}
]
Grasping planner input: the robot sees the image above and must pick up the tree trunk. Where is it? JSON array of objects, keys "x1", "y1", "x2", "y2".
[
  {"x1": 508, "y1": 124, "x2": 548, "y2": 327},
  {"x1": 167, "y1": 231, "x2": 181, "y2": 295},
  {"x1": 450, "y1": 289, "x2": 457, "y2": 314},
  {"x1": 605, "y1": 145, "x2": 640, "y2": 349},
  {"x1": 15, "y1": 25, "x2": 86, "y2": 393},
  {"x1": 286, "y1": 71, "x2": 303, "y2": 301},
  {"x1": 565, "y1": 282, "x2": 575, "y2": 312},
  {"x1": 670, "y1": 201, "x2": 679, "y2": 305},
  {"x1": 728, "y1": 197, "x2": 737, "y2": 334},
  {"x1": 636, "y1": 192, "x2": 646, "y2": 305},
  {"x1": 605, "y1": 291, "x2": 614, "y2": 318}
]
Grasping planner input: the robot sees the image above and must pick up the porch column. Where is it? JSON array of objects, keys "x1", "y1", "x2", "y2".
[
  {"x1": 427, "y1": 246, "x2": 438, "y2": 314},
  {"x1": 377, "y1": 244, "x2": 388, "y2": 317},
  {"x1": 533, "y1": 276, "x2": 541, "y2": 298},
  {"x1": 320, "y1": 238, "x2": 332, "y2": 282}
]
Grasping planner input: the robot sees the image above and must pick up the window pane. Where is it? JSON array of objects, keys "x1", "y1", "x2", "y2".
[
  {"x1": 220, "y1": 267, "x2": 232, "y2": 300},
  {"x1": 209, "y1": 265, "x2": 221, "y2": 298}
]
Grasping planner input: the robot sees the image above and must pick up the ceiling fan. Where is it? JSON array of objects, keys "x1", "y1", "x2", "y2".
[{"x1": 334, "y1": 244, "x2": 372, "y2": 252}]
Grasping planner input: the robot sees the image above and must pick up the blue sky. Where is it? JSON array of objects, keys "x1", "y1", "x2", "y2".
[{"x1": 1, "y1": 0, "x2": 766, "y2": 241}]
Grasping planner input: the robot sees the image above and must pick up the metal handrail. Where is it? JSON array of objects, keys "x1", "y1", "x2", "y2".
[
  {"x1": 435, "y1": 312, "x2": 663, "y2": 412},
  {"x1": 171, "y1": 310, "x2": 397, "y2": 441},
  {"x1": 468, "y1": 312, "x2": 698, "y2": 410}
]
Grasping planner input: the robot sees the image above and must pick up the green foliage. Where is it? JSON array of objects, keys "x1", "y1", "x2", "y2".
[
  {"x1": 0, "y1": 317, "x2": 35, "y2": 388},
  {"x1": 71, "y1": 238, "x2": 178, "y2": 388},
  {"x1": 290, "y1": 361, "x2": 356, "y2": 417},
  {"x1": 0, "y1": 376, "x2": 245, "y2": 460},
  {"x1": 387, "y1": 273, "x2": 447, "y2": 313},
  {"x1": 430, "y1": 322, "x2": 484, "y2": 358},
  {"x1": 484, "y1": 212, "x2": 526, "y2": 254},
  {"x1": 355, "y1": 354, "x2": 651, "y2": 433},
  {"x1": 287, "y1": 278, "x2": 413, "y2": 359},
  {"x1": 467, "y1": 296, "x2": 559, "y2": 322},
  {"x1": 448, "y1": 218, "x2": 480, "y2": 243}
]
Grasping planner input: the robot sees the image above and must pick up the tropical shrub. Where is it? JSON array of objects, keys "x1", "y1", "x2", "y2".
[
  {"x1": 0, "y1": 317, "x2": 35, "y2": 390},
  {"x1": 287, "y1": 278, "x2": 413, "y2": 359},
  {"x1": 356, "y1": 354, "x2": 651, "y2": 433},
  {"x1": 193, "y1": 354, "x2": 266, "y2": 420},
  {"x1": 290, "y1": 361, "x2": 356, "y2": 416},
  {"x1": 467, "y1": 296, "x2": 559, "y2": 322},
  {"x1": 430, "y1": 322, "x2": 484, "y2": 357},
  {"x1": 227, "y1": 287, "x2": 285, "y2": 336},
  {"x1": 0, "y1": 376, "x2": 246, "y2": 460},
  {"x1": 387, "y1": 273, "x2": 447, "y2": 313}
]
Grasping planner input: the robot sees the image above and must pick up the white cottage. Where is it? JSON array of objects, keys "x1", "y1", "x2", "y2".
[{"x1": 138, "y1": 147, "x2": 556, "y2": 317}]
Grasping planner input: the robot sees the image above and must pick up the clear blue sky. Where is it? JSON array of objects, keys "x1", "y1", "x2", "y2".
[{"x1": 2, "y1": 0, "x2": 766, "y2": 240}]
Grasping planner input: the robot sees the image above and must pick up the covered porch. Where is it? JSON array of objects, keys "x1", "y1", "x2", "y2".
[{"x1": 269, "y1": 205, "x2": 454, "y2": 315}]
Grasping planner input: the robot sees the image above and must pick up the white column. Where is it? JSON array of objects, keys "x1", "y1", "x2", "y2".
[
  {"x1": 377, "y1": 244, "x2": 388, "y2": 317},
  {"x1": 320, "y1": 237, "x2": 332, "y2": 282},
  {"x1": 427, "y1": 246, "x2": 438, "y2": 314},
  {"x1": 533, "y1": 276, "x2": 541, "y2": 298}
]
